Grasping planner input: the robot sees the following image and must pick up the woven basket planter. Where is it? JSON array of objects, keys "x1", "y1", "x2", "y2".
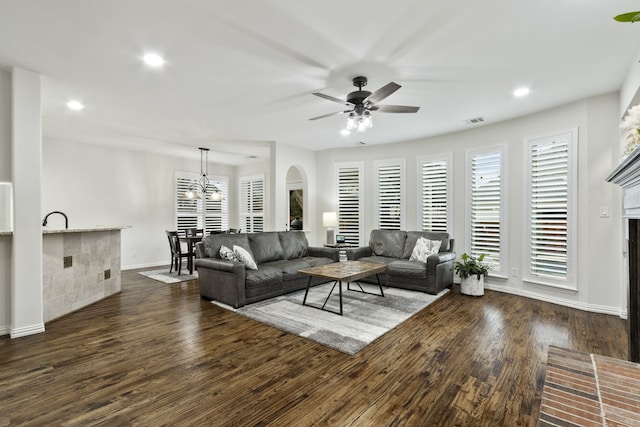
[{"x1": 461, "y1": 275, "x2": 484, "y2": 296}]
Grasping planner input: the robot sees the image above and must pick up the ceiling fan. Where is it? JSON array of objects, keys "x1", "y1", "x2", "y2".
[{"x1": 309, "y1": 76, "x2": 420, "y2": 132}]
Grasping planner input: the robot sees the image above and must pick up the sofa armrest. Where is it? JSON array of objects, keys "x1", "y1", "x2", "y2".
[
  {"x1": 195, "y1": 241, "x2": 206, "y2": 259},
  {"x1": 426, "y1": 251, "x2": 456, "y2": 266},
  {"x1": 307, "y1": 246, "x2": 340, "y2": 262},
  {"x1": 194, "y1": 258, "x2": 247, "y2": 308},
  {"x1": 345, "y1": 246, "x2": 372, "y2": 260}
]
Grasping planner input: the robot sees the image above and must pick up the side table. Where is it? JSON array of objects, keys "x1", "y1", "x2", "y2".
[{"x1": 324, "y1": 243, "x2": 351, "y2": 262}]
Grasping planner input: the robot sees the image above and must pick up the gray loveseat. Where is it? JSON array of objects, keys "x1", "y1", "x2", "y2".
[
  {"x1": 345, "y1": 229, "x2": 455, "y2": 294},
  {"x1": 195, "y1": 231, "x2": 339, "y2": 308}
]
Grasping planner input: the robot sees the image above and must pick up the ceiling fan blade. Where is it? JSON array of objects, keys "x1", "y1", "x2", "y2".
[
  {"x1": 373, "y1": 104, "x2": 420, "y2": 113},
  {"x1": 309, "y1": 110, "x2": 348, "y2": 121},
  {"x1": 312, "y1": 92, "x2": 354, "y2": 107},
  {"x1": 365, "y1": 82, "x2": 401, "y2": 105}
]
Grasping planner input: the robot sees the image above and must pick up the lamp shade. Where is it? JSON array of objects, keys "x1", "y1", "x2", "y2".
[{"x1": 322, "y1": 211, "x2": 338, "y2": 227}]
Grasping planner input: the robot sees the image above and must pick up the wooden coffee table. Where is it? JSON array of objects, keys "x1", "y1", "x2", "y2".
[{"x1": 298, "y1": 261, "x2": 388, "y2": 315}]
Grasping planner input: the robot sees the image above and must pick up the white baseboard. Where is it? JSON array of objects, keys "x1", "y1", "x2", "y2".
[
  {"x1": 10, "y1": 323, "x2": 45, "y2": 338},
  {"x1": 122, "y1": 261, "x2": 167, "y2": 271},
  {"x1": 0, "y1": 324, "x2": 10, "y2": 336},
  {"x1": 483, "y1": 283, "x2": 626, "y2": 318}
]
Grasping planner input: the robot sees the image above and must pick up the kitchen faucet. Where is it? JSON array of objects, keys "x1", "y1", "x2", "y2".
[{"x1": 42, "y1": 211, "x2": 68, "y2": 229}]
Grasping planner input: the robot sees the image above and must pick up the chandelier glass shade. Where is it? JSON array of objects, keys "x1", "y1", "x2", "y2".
[
  {"x1": 184, "y1": 147, "x2": 223, "y2": 201},
  {"x1": 346, "y1": 110, "x2": 373, "y2": 133}
]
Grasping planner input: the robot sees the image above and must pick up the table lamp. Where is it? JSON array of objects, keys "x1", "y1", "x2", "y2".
[{"x1": 323, "y1": 211, "x2": 338, "y2": 244}]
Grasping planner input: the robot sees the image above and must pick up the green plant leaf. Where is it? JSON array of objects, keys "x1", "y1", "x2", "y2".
[{"x1": 614, "y1": 12, "x2": 640, "y2": 22}]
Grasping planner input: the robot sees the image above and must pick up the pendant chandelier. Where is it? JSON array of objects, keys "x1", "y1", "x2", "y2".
[{"x1": 184, "y1": 147, "x2": 224, "y2": 201}]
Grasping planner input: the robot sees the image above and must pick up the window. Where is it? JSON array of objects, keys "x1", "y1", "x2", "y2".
[
  {"x1": 419, "y1": 155, "x2": 451, "y2": 232},
  {"x1": 335, "y1": 162, "x2": 363, "y2": 246},
  {"x1": 175, "y1": 171, "x2": 228, "y2": 235},
  {"x1": 240, "y1": 174, "x2": 264, "y2": 233},
  {"x1": 525, "y1": 129, "x2": 577, "y2": 289},
  {"x1": 467, "y1": 147, "x2": 504, "y2": 274},
  {"x1": 376, "y1": 160, "x2": 405, "y2": 230}
]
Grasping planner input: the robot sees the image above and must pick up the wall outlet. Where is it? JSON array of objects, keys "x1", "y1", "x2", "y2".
[
  {"x1": 132, "y1": 250, "x2": 137, "y2": 258},
  {"x1": 511, "y1": 268, "x2": 518, "y2": 277},
  {"x1": 104, "y1": 269, "x2": 111, "y2": 280},
  {"x1": 98, "y1": 272, "x2": 104, "y2": 281}
]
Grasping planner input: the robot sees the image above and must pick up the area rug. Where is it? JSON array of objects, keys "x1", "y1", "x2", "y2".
[
  {"x1": 538, "y1": 346, "x2": 640, "y2": 426},
  {"x1": 214, "y1": 283, "x2": 448, "y2": 355},
  {"x1": 138, "y1": 269, "x2": 198, "y2": 284}
]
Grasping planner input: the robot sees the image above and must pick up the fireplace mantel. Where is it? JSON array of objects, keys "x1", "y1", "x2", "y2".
[
  {"x1": 607, "y1": 148, "x2": 640, "y2": 218},
  {"x1": 607, "y1": 147, "x2": 640, "y2": 362}
]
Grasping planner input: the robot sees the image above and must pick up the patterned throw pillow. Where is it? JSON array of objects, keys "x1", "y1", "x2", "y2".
[
  {"x1": 409, "y1": 237, "x2": 442, "y2": 263},
  {"x1": 233, "y1": 245, "x2": 258, "y2": 270},
  {"x1": 219, "y1": 245, "x2": 238, "y2": 261}
]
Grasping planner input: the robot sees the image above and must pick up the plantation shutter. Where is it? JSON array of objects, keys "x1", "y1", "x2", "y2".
[
  {"x1": 420, "y1": 158, "x2": 449, "y2": 232},
  {"x1": 176, "y1": 173, "x2": 200, "y2": 236},
  {"x1": 470, "y1": 151, "x2": 502, "y2": 271},
  {"x1": 336, "y1": 163, "x2": 363, "y2": 245},
  {"x1": 529, "y1": 137, "x2": 570, "y2": 280},
  {"x1": 240, "y1": 175, "x2": 264, "y2": 233},
  {"x1": 175, "y1": 171, "x2": 229, "y2": 235},
  {"x1": 205, "y1": 177, "x2": 229, "y2": 233},
  {"x1": 377, "y1": 161, "x2": 403, "y2": 230}
]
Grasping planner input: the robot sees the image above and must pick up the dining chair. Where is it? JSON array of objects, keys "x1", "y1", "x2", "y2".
[{"x1": 166, "y1": 231, "x2": 191, "y2": 275}]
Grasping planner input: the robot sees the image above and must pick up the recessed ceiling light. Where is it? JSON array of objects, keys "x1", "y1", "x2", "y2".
[
  {"x1": 340, "y1": 129, "x2": 350, "y2": 136},
  {"x1": 143, "y1": 52, "x2": 165, "y2": 67},
  {"x1": 66, "y1": 100, "x2": 84, "y2": 111},
  {"x1": 513, "y1": 87, "x2": 530, "y2": 97}
]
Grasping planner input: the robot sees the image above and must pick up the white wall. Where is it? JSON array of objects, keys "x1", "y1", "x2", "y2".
[
  {"x1": 316, "y1": 92, "x2": 624, "y2": 315},
  {"x1": 42, "y1": 139, "x2": 235, "y2": 269},
  {"x1": 0, "y1": 69, "x2": 11, "y2": 334}
]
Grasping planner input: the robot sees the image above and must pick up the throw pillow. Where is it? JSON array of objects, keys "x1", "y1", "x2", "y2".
[
  {"x1": 219, "y1": 245, "x2": 238, "y2": 261},
  {"x1": 233, "y1": 245, "x2": 258, "y2": 270},
  {"x1": 409, "y1": 237, "x2": 442, "y2": 262}
]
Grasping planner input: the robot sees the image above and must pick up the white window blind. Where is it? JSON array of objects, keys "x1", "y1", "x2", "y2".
[
  {"x1": 376, "y1": 160, "x2": 404, "y2": 230},
  {"x1": 469, "y1": 150, "x2": 503, "y2": 272},
  {"x1": 240, "y1": 174, "x2": 264, "y2": 233},
  {"x1": 526, "y1": 130, "x2": 576, "y2": 287},
  {"x1": 175, "y1": 171, "x2": 229, "y2": 235},
  {"x1": 419, "y1": 156, "x2": 450, "y2": 232},
  {"x1": 336, "y1": 163, "x2": 363, "y2": 246}
]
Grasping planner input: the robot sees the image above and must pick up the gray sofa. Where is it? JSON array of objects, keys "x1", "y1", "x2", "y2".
[
  {"x1": 345, "y1": 229, "x2": 455, "y2": 294},
  {"x1": 195, "y1": 231, "x2": 339, "y2": 308}
]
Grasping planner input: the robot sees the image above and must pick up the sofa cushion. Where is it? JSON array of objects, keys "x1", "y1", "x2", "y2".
[
  {"x1": 358, "y1": 256, "x2": 397, "y2": 266},
  {"x1": 263, "y1": 259, "x2": 311, "y2": 281},
  {"x1": 403, "y1": 231, "x2": 450, "y2": 259},
  {"x1": 302, "y1": 256, "x2": 335, "y2": 268},
  {"x1": 388, "y1": 260, "x2": 427, "y2": 279},
  {"x1": 202, "y1": 233, "x2": 253, "y2": 259},
  {"x1": 245, "y1": 265, "x2": 283, "y2": 288},
  {"x1": 369, "y1": 229, "x2": 407, "y2": 258},
  {"x1": 249, "y1": 232, "x2": 284, "y2": 264},
  {"x1": 278, "y1": 231, "x2": 309, "y2": 259},
  {"x1": 233, "y1": 245, "x2": 258, "y2": 270},
  {"x1": 409, "y1": 237, "x2": 442, "y2": 262}
]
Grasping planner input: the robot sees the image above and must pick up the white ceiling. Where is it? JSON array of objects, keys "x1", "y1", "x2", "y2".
[{"x1": 0, "y1": 0, "x2": 637, "y2": 165}]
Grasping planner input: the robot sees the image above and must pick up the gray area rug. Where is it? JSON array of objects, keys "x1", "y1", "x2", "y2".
[
  {"x1": 138, "y1": 268, "x2": 198, "y2": 284},
  {"x1": 214, "y1": 283, "x2": 448, "y2": 355}
]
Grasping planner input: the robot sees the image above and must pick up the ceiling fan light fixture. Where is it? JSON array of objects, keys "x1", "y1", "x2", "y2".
[{"x1": 346, "y1": 112, "x2": 357, "y2": 131}]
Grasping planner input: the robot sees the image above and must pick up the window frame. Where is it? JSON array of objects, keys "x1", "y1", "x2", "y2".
[
  {"x1": 465, "y1": 145, "x2": 507, "y2": 277},
  {"x1": 239, "y1": 174, "x2": 265, "y2": 233},
  {"x1": 524, "y1": 128, "x2": 578, "y2": 290},
  {"x1": 417, "y1": 153, "x2": 452, "y2": 233},
  {"x1": 335, "y1": 162, "x2": 364, "y2": 246},
  {"x1": 374, "y1": 159, "x2": 405, "y2": 231},
  {"x1": 175, "y1": 170, "x2": 229, "y2": 236}
]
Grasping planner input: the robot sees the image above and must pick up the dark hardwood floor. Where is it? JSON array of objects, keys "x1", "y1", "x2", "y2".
[{"x1": 0, "y1": 269, "x2": 627, "y2": 426}]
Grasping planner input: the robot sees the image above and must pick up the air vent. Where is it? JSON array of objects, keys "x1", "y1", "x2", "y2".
[{"x1": 465, "y1": 117, "x2": 485, "y2": 125}]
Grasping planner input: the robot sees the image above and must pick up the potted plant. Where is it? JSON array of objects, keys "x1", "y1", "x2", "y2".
[{"x1": 453, "y1": 253, "x2": 489, "y2": 296}]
